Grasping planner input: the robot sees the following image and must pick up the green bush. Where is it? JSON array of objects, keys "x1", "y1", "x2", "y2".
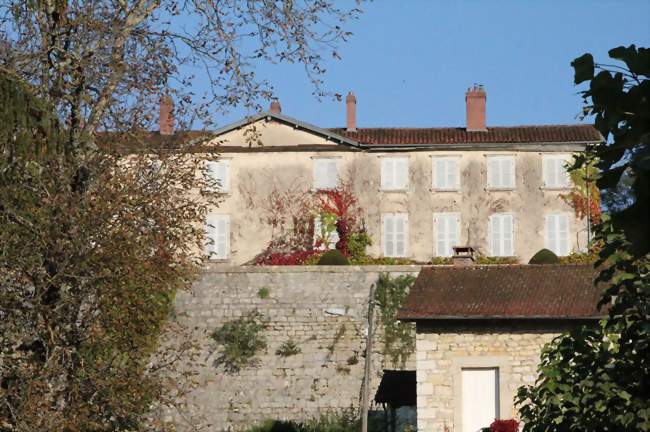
[
  {"x1": 347, "y1": 231, "x2": 372, "y2": 260},
  {"x1": 242, "y1": 408, "x2": 369, "y2": 432},
  {"x1": 210, "y1": 310, "x2": 267, "y2": 373},
  {"x1": 528, "y1": 248, "x2": 559, "y2": 264},
  {"x1": 475, "y1": 255, "x2": 519, "y2": 264},
  {"x1": 275, "y1": 338, "x2": 301, "y2": 357},
  {"x1": 317, "y1": 249, "x2": 349, "y2": 265},
  {"x1": 257, "y1": 287, "x2": 270, "y2": 299}
]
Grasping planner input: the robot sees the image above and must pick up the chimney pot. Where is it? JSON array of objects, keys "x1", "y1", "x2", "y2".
[
  {"x1": 346, "y1": 91, "x2": 357, "y2": 132},
  {"x1": 465, "y1": 85, "x2": 487, "y2": 132},
  {"x1": 269, "y1": 99, "x2": 281, "y2": 114},
  {"x1": 452, "y1": 246, "x2": 475, "y2": 266},
  {"x1": 159, "y1": 95, "x2": 174, "y2": 135}
]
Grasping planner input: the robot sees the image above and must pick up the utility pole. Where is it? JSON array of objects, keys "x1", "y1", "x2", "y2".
[{"x1": 361, "y1": 283, "x2": 376, "y2": 432}]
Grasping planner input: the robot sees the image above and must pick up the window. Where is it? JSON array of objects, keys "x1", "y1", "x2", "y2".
[
  {"x1": 207, "y1": 160, "x2": 230, "y2": 192},
  {"x1": 543, "y1": 154, "x2": 571, "y2": 189},
  {"x1": 205, "y1": 214, "x2": 230, "y2": 259},
  {"x1": 487, "y1": 155, "x2": 515, "y2": 189},
  {"x1": 545, "y1": 213, "x2": 570, "y2": 256},
  {"x1": 313, "y1": 158, "x2": 338, "y2": 190},
  {"x1": 433, "y1": 213, "x2": 460, "y2": 257},
  {"x1": 381, "y1": 157, "x2": 409, "y2": 191},
  {"x1": 489, "y1": 214, "x2": 514, "y2": 256},
  {"x1": 314, "y1": 215, "x2": 339, "y2": 250},
  {"x1": 432, "y1": 156, "x2": 461, "y2": 190},
  {"x1": 461, "y1": 368, "x2": 499, "y2": 432},
  {"x1": 383, "y1": 213, "x2": 408, "y2": 257}
]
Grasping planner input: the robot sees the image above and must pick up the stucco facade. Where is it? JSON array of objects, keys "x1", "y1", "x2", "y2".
[{"x1": 204, "y1": 118, "x2": 591, "y2": 264}]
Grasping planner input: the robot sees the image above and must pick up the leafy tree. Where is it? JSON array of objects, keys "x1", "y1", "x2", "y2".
[
  {"x1": 516, "y1": 45, "x2": 650, "y2": 431},
  {"x1": 0, "y1": 70, "x2": 221, "y2": 430},
  {"x1": 0, "y1": 1, "x2": 361, "y2": 430}
]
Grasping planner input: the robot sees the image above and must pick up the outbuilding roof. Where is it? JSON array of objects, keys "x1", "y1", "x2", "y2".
[{"x1": 396, "y1": 264, "x2": 604, "y2": 321}]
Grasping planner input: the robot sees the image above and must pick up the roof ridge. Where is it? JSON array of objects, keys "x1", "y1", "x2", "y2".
[{"x1": 326, "y1": 124, "x2": 594, "y2": 130}]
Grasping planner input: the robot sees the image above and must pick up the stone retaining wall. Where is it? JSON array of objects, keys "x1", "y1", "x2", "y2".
[{"x1": 172, "y1": 265, "x2": 421, "y2": 431}]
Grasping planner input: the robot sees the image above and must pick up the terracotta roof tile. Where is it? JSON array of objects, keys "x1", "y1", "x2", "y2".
[
  {"x1": 328, "y1": 125, "x2": 601, "y2": 146},
  {"x1": 397, "y1": 264, "x2": 603, "y2": 320}
]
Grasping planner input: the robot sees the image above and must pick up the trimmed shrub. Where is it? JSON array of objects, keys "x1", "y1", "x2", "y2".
[
  {"x1": 317, "y1": 249, "x2": 350, "y2": 265},
  {"x1": 528, "y1": 248, "x2": 559, "y2": 264}
]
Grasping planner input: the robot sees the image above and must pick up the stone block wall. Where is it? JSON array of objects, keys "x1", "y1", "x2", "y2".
[
  {"x1": 414, "y1": 322, "x2": 575, "y2": 432},
  {"x1": 172, "y1": 265, "x2": 421, "y2": 431}
]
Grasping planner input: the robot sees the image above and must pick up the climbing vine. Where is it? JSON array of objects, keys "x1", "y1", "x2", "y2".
[{"x1": 374, "y1": 273, "x2": 417, "y2": 367}]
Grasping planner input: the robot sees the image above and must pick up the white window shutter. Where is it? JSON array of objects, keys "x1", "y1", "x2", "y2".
[
  {"x1": 558, "y1": 158, "x2": 570, "y2": 188},
  {"x1": 434, "y1": 159, "x2": 446, "y2": 188},
  {"x1": 488, "y1": 158, "x2": 499, "y2": 188},
  {"x1": 395, "y1": 216, "x2": 405, "y2": 256},
  {"x1": 314, "y1": 159, "x2": 337, "y2": 190},
  {"x1": 502, "y1": 214, "x2": 513, "y2": 256},
  {"x1": 543, "y1": 157, "x2": 553, "y2": 187},
  {"x1": 204, "y1": 219, "x2": 215, "y2": 255},
  {"x1": 434, "y1": 213, "x2": 460, "y2": 257},
  {"x1": 545, "y1": 215, "x2": 556, "y2": 254},
  {"x1": 383, "y1": 215, "x2": 394, "y2": 256},
  {"x1": 451, "y1": 214, "x2": 460, "y2": 251},
  {"x1": 504, "y1": 158, "x2": 515, "y2": 188},
  {"x1": 326, "y1": 160, "x2": 338, "y2": 189},
  {"x1": 490, "y1": 216, "x2": 500, "y2": 256},
  {"x1": 449, "y1": 159, "x2": 460, "y2": 189},
  {"x1": 206, "y1": 215, "x2": 230, "y2": 259},
  {"x1": 381, "y1": 159, "x2": 393, "y2": 190},
  {"x1": 397, "y1": 159, "x2": 408, "y2": 189},
  {"x1": 558, "y1": 214, "x2": 570, "y2": 255}
]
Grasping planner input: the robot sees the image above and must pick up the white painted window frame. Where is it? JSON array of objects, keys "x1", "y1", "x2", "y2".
[
  {"x1": 432, "y1": 156, "x2": 461, "y2": 190},
  {"x1": 489, "y1": 213, "x2": 515, "y2": 257},
  {"x1": 542, "y1": 154, "x2": 572, "y2": 189},
  {"x1": 380, "y1": 156, "x2": 409, "y2": 191},
  {"x1": 545, "y1": 212, "x2": 571, "y2": 256},
  {"x1": 205, "y1": 214, "x2": 230, "y2": 260},
  {"x1": 486, "y1": 155, "x2": 516, "y2": 190},
  {"x1": 207, "y1": 159, "x2": 231, "y2": 193},
  {"x1": 382, "y1": 213, "x2": 409, "y2": 257},
  {"x1": 433, "y1": 212, "x2": 461, "y2": 257},
  {"x1": 312, "y1": 157, "x2": 339, "y2": 190}
]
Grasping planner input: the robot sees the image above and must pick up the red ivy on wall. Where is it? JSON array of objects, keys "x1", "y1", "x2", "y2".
[{"x1": 318, "y1": 183, "x2": 360, "y2": 256}]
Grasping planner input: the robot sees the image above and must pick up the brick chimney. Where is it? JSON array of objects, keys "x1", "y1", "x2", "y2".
[
  {"x1": 452, "y1": 246, "x2": 475, "y2": 266},
  {"x1": 465, "y1": 84, "x2": 487, "y2": 132},
  {"x1": 269, "y1": 99, "x2": 281, "y2": 114},
  {"x1": 159, "y1": 95, "x2": 174, "y2": 135},
  {"x1": 346, "y1": 91, "x2": 357, "y2": 132}
]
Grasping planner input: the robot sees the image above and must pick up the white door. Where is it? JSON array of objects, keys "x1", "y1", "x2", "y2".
[{"x1": 462, "y1": 368, "x2": 499, "y2": 432}]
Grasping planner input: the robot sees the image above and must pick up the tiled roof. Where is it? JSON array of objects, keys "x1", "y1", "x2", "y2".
[
  {"x1": 328, "y1": 125, "x2": 602, "y2": 146},
  {"x1": 397, "y1": 264, "x2": 604, "y2": 321}
]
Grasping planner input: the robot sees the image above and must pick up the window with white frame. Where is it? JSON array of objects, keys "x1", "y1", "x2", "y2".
[
  {"x1": 205, "y1": 214, "x2": 230, "y2": 259},
  {"x1": 207, "y1": 160, "x2": 230, "y2": 192},
  {"x1": 545, "y1": 213, "x2": 570, "y2": 256},
  {"x1": 432, "y1": 156, "x2": 461, "y2": 190},
  {"x1": 543, "y1": 154, "x2": 571, "y2": 189},
  {"x1": 313, "y1": 158, "x2": 338, "y2": 190},
  {"x1": 383, "y1": 213, "x2": 408, "y2": 257},
  {"x1": 313, "y1": 215, "x2": 339, "y2": 250},
  {"x1": 489, "y1": 213, "x2": 514, "y2": 256},
  {"x1": 381, "y1": 157, "x2": 409, "y2": 191},
  {"x1": 433, "y1": 212, "x2": 461, "y2": 257},
  {"x1": 487, "y1": 155, "x2": 515, "y2": 189}
]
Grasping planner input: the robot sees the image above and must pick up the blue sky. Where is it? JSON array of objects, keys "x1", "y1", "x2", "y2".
[{"x1": 206, "y1": 1, "x2": 650, "y2": 129}]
